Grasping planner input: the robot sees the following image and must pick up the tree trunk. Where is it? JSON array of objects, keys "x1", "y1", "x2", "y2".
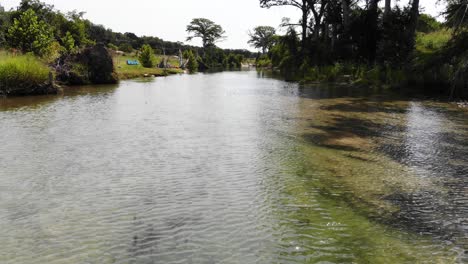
[
  {"x1": 331, "y1": 24, "x2": 337, "y2": 51},
  {"x1": 367, "y1": 0, "x2": 380, "y2": 64},
  {"x1": 342, "y1": 0, "x2": 350, "y2": 32},
  {"x1": 384, "y1": 0, "x2": 391, "y2": 18},
  {"x1": 408, "y1": 0, "x2": 420, "y2": 38},
  {"x1": 406, "y1": 0, "x2": 420, "y2": 58},
  {"x1": 301, "y1": 0, "x2": 308, "y2": 53}
]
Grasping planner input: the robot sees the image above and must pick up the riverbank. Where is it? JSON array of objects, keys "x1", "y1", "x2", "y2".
[
  {"x1": 113, "y1": 55, "x2": 184, "y2": 80},
  {"x1": 0, "y1": 49, "x2": 186, "y2": 97},
  {"x1": 0, "y1": 53, "x2": 58, "y2": 96}
]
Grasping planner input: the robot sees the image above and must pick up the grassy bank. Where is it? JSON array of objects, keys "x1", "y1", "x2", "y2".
[
  {"x1": 114, "y1": 55, "x2": 183, "y2": 80},
  {"x1": 0, "y1": 52, "x2": 51, "y2": 95}
]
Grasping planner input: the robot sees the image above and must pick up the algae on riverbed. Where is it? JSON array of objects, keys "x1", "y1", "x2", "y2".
[{"x1": 278, "y1": 89, "x2": 468, "y2": 261}]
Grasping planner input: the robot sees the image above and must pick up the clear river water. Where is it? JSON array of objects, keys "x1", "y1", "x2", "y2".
[{"x1": 0, "y1": 71, "x2": 467, "y2": 263}]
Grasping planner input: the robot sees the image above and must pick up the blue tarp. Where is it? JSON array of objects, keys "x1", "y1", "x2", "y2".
[{"x1": 127, "y1": 60, "x2": 139, "y2": 65}]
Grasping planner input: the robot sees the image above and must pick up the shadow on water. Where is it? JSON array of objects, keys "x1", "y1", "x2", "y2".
[{"x1": 293, "y1": 82, "x2": 468, "y2": 256}]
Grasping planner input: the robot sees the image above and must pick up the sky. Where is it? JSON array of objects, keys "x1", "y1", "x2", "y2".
[{"x1": 1, "y1": 0, "x2": 446, "y2": 51}]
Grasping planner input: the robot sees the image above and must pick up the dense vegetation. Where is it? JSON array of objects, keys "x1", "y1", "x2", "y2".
[
  {"x1": 0, "y1": 0, "x2": 252, "y2": 95},
  {"x1": 0, "y1": 52, "x2": 51, "y2": 95},
  {"x1": 251, "y1": 0, "x2": 468, "y2": 98}
]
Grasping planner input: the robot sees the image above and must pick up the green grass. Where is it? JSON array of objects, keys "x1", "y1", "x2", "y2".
[
  {"x1": 416, "y1": 28, "x2": 452, "y2": 54},
  {"x1": 114, "y1": 55, "x2": 183, "y2": 80},
  {"x1": 0, "y1": 52, "x2": 50, "y2": 94}
]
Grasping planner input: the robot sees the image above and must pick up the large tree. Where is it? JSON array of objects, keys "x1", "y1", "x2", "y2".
[
  {"x1": 248, "y1": 26, "x2": 276, "y2": 54},
  {"x1": 260, "y1": 0, "x2": 309, "y2": 51},
  {"x1": 186, "y1": 18, "x2": 226, "y2": 48}
]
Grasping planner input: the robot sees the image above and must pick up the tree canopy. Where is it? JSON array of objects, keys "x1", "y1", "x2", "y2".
[
  {"x1": 7, "y1": 8, "x2": 53, "y2": 56},
  {"x1": 186, "y1": 18, "x2": 226, "y2": 48},
  {"x1": 248, "y1": 26, "x2": 276, "y2": 54}
]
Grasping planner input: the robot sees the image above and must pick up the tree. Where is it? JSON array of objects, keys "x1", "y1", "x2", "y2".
[
  {"x1": 406, "y1": 0, "x2": 420, "y2": 53},
  {"x1": 186, "y1": 18, "x2": 226, "y2": 48},
  {"x1": 7, "y1": 8, "x2": 53, "y2": 56},
  {"x1": 384, "y1": 0, "x2": 392, "y2": 18},
  {"x1": 260, "y1": 0, "x2": 309, "y2": 51},
  {"x1": 17, "y1": 0, "x2": 55, "y2": 23},
  {"x1": 248, "y1": 26, "x2": 276, "y2": 54},
  {"x1": 64, "y1": 11, "x2": 89, "y2": 47},
  {"x1": 366, "y1": 0, "x2": 381, "y2": 64},
  {"x1": 417, "y1": 13, "x2": 442, "y2": 33},
  {"x1": 444, "y1": 0, "x2": 468, "y2": 30},
  {"x1": 183, "y1": 50, "x2": 198, "y2": 73},
  {"x1": 342, "y1": 0, "x2": 351, "y2": 32},
  {"x1": 0, "y1": 4, "x2": 8, "y2": 46},
  {"x1": 61, "y1": 31, "x2": 75, "y2": 53},
  {"x1": 119, "y1": 43, "x2": 133, "y2": 53},
  {"x1": 139, "y1": 44, "x2": 156, "y2": 68}
]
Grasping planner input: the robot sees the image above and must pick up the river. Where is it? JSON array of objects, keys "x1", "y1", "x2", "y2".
[{"x1": 0, "y1": 71, "x2": 467, "y2": 263}]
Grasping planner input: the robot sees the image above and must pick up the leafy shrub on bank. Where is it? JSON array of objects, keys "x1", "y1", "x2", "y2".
[
  {"x1": 139, "y1": 44, "x2": 156, "y2": 68},
  {"x1": 183, "y1": 50, "x2": 198, "y2": 73}
]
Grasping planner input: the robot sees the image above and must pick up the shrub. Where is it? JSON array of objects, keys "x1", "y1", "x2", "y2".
[
  {"x1": 183, "y1": 50, "x2": 198, "y2": 73},
  {"x1": 256, "y1": 54, "x2": 272, "y2": 68},
  {"x1": 139, "y1": 44, "x2": 156, "y2": 68}
]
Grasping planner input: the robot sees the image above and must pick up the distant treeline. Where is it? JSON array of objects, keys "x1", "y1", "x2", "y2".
[{"x1": 0, "y1": 0, "x2": 254, "y2": 58}]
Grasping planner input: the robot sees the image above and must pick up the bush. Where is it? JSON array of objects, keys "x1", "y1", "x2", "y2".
[
  {"x1": 119, "y1": 43, "x2": 133, "y2": 53},
  {"x1": 183, "y1": 50, "x2": 198, "y2": 73},
  {"x1": 0, "y1": 54, "x2": 50, "y2": 94},
  {"x1": 7, "y1": 9, "x2": 53, "y2": 56},
  {"x1": 256, "y1": 54, "x2": 272, "y2": 68},
  {"x1": 139, "y1": 44, "x2": 156, "y2": 68}
]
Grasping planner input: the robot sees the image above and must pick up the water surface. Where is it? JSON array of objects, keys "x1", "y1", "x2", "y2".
[{"x1": 0, "y1": 71, "x2": 466, "y2": 263}]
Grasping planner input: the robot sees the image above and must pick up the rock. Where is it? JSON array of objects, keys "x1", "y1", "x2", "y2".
[
  {"x1": 56, "y1": 43, "x2": 118, "y2": 85},
  {"x1": 83, "y1": 43, "x2": 118, "y2": 84}
]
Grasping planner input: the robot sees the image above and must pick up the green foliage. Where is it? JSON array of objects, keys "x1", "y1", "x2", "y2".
[
  {"x1": 444, "y1": 0, "x2": 468, "y2": 30},
  {"x1": 183, "y1": 50, "x2": 198, "y2": 73},
  {"x1": 256, "y1": 54, "x2": 272, "y2": 68},
  {"x1": 416, "y1": 29, "x2": 452, "y2": 54},
  {"x1": 107, "y1": 43, "x2": 118, "y2": 51},
  {"x1": 61, "y1": 31, "x2": 75, "y2": 53},
  {"x1": 186, "y1": 18, "x2": 226, "y2": 48},
  {"x1": 0, "y1": 53, "x2": 49, "y2": 92},
  {"x1": 7, "y1": 8, "x2": 53, "y2": 56},
  {"x1": 269, "y1": 28, "x2": 299, "y2": 75},
  {"x1": 199, "y1": 47, "x2": 226, "y2": 69},
  {"x1": 0, "y1": 5, "x2": 9, "y2": 46},
  {"x1": 42, "y1": 40, "x2": 62, "y2": 63},
  {"x1": 64, "y1": 11, "x2": 89, "y2": 47},
  {"x1": 224, "y1": 53, "x2": 243, "y2": 68},
  {"x1": 138, "y1": 44, "x2": 156, "y2": 68},
  {"x1": 248, "y1": 26, "x2": 276, "y2": 54},
  {"x1": 119, "y1": 43, "x2": 133, "y2": 53},
  {"x1": 417, "y1": 13, "x2": 442, "y2": 33}
]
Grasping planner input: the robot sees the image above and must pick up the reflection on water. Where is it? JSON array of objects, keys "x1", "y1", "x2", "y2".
[{"x1": 0, "y1": 71, "x2": 467, "y2": 263}]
